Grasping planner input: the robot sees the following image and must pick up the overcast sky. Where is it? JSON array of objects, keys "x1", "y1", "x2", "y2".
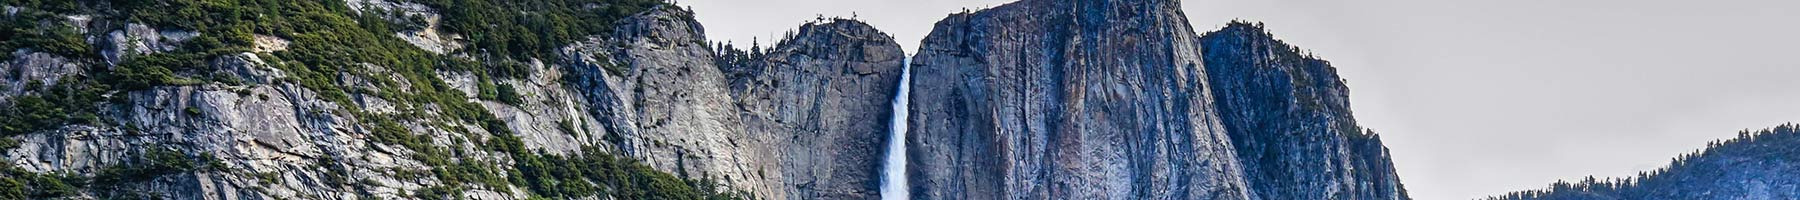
[{"x1": 678, "y1": 0, "x2": 1800, "y2": 199}]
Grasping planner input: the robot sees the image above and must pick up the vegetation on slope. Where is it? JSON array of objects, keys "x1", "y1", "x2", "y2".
[
  {"x1": 1489, "y1": 124, "x2": 1800, "y2": 199},
  {"x1": 410, "y1": 0, "x2": 663, "y2": 61},
  {"x1": 0, "y1": 0, "x2": 745, "y2": 198},
  {"x1": 0, "y1": 145, "x2": 224, "y2": 199},
  {"x1": 0, "y1": 5, "x2": 92, "y2": 61}
]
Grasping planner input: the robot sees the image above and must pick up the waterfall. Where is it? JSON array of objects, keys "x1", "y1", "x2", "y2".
[{"x1": 880, "y1": 58, "x2": 912, "y2": 200}]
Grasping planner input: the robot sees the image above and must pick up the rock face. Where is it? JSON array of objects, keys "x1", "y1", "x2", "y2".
[
  {"x1": 1199, "y1": 22, "x2": 1410, "y2": 200},
  {"x1": 0, "y1": 51, "x2": 82, "y2": 102},
  {"x1": 562, "y1": 8, "x2": 908, "y2": 200},
  {"x1": 564, "y1": 7, "x2": 784, "y2": 198},
  {"x1": 8, "y1": 52, "x2": 409, "y2": 199},
  {"x1": 345, "y1": 0, "x2": 463, "y2": 54},
  {"x1": 906, "y1": 0, "x2": 1254, "y2": 199},
  {"x1": 906, "y1": 0, "x2": 1417, "y2": 199},
  {"x1": 101, "y1": 23, "x2": 198, "y2": 65},
  {"x1": 720, "y1": 20, "x2": 906, "y2": 200},
  {"x1": 1490, "y1": 124, "x2": 1800, "y2": 200},
  {"x1": 2, "y1": 4, "x2": 900, "y2": 200}
]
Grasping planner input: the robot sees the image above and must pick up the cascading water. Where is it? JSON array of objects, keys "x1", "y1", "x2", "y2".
[{"x1": 880, "y1": 58, "x2": 912, "y2": 200}]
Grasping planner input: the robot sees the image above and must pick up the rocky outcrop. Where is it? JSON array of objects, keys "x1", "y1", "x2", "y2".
[
  {"x1": 346, "y1": 0, "x2": 462, "y2": 54},
  {"x1": 563, "y1": 7, "x2": 785, "y2": 198},
  {"x1": 101, "y1": 23, "x2": 197, "y2": 65},
  {"x1": 904, "y1": 0, "x2": 1423, "y2": 199},
  {"x1": 5, "y1": 53, "x2": 422, "y2": 199},
  {"x1": 905, "y1": 0, "x2": 1253, "y2": 199},
  {"x1": 563, "y1": 9, "x2": 904, "y2": 200},
  {"x1": 721, "y1": 19, "x2": 906, "y2": 199},
  {"x1": 1199, "y1": 22, "x2": 1409, "y2": 200},
  {"x1": 0, "y1": 51, "x2": 82, "y2": 102}
]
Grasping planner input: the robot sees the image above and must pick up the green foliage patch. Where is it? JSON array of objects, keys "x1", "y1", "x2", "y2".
[
  {"x1": 1, "y1": 0, "x2": 748, "y2": 198},
  {"x1": 506, "y1": 145, "x2": 750, "y2": 199},
  {"x1": 0, "y1": 145, "x2": 222, "y2": 199},
  {"x1": 0, "y1": 163, "x2": 84, "y2": 199},
  {"x1": 409, "y1": 0, "x2": 664, "y2": 62},
  {"x1": 0, "y1": 77, "x2": 107, "y2": 135},
  {"x1": 0, "y1": 6, "x2": 95, "y2": 60}
]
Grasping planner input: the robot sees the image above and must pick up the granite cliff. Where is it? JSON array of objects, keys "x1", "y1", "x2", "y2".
[
  {"x1": 905, "y1": 0, "x2": 1410, "y2": 199},
  {"x1": 720, "y1": 19, "x2": 907, "y2": 199},
  {"x1": 1201, "y1": 22, "x2": 1410, "y2": 200},
  {"x1": 906, "y1": 0, "x2": 1250, "y2": 199},
  {"x1": 0, "y1": 1, "x2": 900, "y2": 199}
]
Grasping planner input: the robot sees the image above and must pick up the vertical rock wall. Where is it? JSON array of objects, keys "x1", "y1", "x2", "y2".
[
  {"x1": 906, "y1": 0, "x2": 1254, "y2": 199},
  {"x1": 564, "y1": 9, "x2": 906, "y2": 199},
  {"x1": 723, "y1": 20, "x2": 906, "y2": 200},
  {"x1": 1200, "y1": 22, "x2": 1410, "y2": 200}
]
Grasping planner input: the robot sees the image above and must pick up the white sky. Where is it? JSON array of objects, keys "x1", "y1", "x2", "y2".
[{"x1": 677, "y1": 0, "x2": 1800, "y2": 199}]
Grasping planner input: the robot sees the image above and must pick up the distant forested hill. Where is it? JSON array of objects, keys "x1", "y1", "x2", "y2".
[{"x1": 1490, "y1": 124, "x2": 1800, "y2": 200}]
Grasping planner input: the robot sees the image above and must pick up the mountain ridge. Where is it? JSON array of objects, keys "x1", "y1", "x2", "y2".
[{"x1": 1489, "y1": 123, "x2": 1800, "y2": 200}]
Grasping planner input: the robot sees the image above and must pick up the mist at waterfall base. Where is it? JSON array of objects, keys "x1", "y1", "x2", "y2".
[{"x1": 880, "y1": 58, "x2": 913, "y2": 199}]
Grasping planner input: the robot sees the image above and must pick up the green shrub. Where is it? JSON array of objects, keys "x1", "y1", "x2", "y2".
[
  {"x1": 407, "y1": 0, "x2": 665, "y2": 78},
  {"x1": 0, "y1": 9, "x2": 92, "y2": 59},
  {"x1": 0, "y1": 163, "x2": 84, "y2": 199},
  {"x1": 0, "y1": 77, "x2": 106, "y2": 135},
  {"x1": 502, "y1": 146, "x2": 748, "y2": 199},
  {"x1": 496, "y1": 83, "x2": 523, "y2": 106},
  {"x1": 91, "y1": 146, "x2": 201, "y2": 187},
  {"x1": 557, "y1": 120, "x2": 579, "y2": 135},
  {"x1": 477, "y1": 79, "x2": 499, "y2": 100},
  {"x1": 0, "y1": 139, "x2": 18, "y2": 150},
  {"x1": 110, "y1": 65, "x2": 177, "y2": 91},
  {"x1": 5, "y1": 0, "x2": 81, "y2": 13},
  {"x1": 17, "y1": 24, "x2": 93, "y2": 58}
]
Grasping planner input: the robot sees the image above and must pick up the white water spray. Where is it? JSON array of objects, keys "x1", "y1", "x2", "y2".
[{"x1": 880, "y1": 58, "x2": 912, "y2": 200}]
